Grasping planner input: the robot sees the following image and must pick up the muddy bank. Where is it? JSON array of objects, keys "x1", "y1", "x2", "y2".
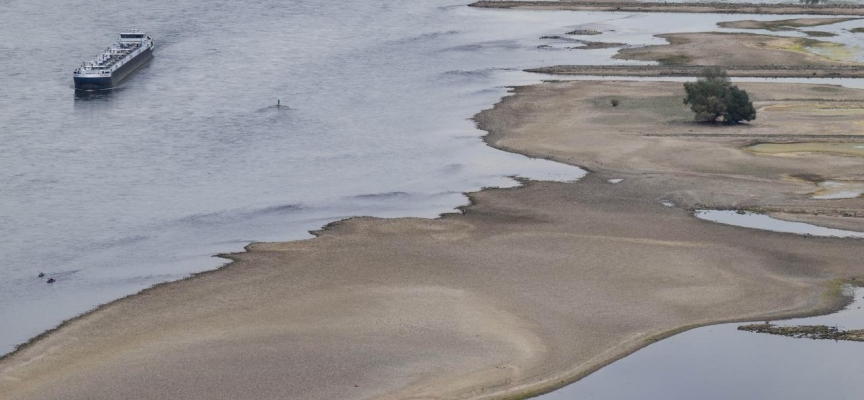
[
  {"x1": 469, "y1": 1, "x2": 864, "y2": 16},
  {"x1": 527, "y1": 64, "x2": 864, "y2": 77}
]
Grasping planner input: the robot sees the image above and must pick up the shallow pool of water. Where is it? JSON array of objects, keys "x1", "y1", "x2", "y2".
[
  {"x1": 535, "y1": 287, "x2": 864, "y2": 400},
  {"x1": 695, "y1": 210, "x2": 864, "y2": 238}
]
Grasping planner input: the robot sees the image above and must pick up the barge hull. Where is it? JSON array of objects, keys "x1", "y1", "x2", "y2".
[{"x1": 74, "y1": 47, "x2": 153, "y2": 90}]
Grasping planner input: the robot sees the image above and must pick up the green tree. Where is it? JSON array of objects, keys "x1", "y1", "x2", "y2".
[
  {"x1": 683, "y1": 67, "x2": 755, "y2": 124},
  {"x1": 725, "y1": 86, "x2": 757, "y2": 124}
]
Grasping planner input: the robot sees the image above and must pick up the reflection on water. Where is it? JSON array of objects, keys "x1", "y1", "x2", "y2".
[
  {"x1": 535, "y1": 288, "x2": 864, "y2": 400},
  {"x1": 73, "y1": 88, "x2": 118, "y2": 102}
]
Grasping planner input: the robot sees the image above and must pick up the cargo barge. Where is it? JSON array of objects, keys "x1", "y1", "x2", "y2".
[{"x1": 73, "y1": 30, "x2": 154, "y2": 90}]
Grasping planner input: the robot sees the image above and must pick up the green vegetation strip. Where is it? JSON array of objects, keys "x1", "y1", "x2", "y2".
[{"x1": 739, "y1": 323, "x2": 864, "y2": 341}]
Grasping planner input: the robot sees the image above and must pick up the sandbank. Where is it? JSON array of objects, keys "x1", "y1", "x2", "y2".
[{"x1": 1, "y1": 80, "x2": 863, "y2": 400}]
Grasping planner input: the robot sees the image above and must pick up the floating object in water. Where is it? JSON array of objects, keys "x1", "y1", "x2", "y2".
[
  {"x1": 46, "y1": 278, "x2": 56, "y2": 284},
  {"x1": 277, "y1": 99, "x2": 281, "y2": 107},
  {"x1": 38, "y1": 272, "x2": 45, "y2": 278}
]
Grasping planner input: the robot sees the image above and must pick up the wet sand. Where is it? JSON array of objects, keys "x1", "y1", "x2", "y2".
[{"x1": 2, "y1": 80, "x2": 863, "y2": 400}]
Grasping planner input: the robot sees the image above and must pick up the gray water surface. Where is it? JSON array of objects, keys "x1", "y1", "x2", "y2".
[{"x1": 536, "y1": 288, "x2": 864, "y2": 400}]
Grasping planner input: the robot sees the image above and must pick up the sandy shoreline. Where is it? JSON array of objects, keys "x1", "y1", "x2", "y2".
[
  {"x1": 469, "y1": 1, "x2": 864, "y2": 16},
  {"x1": 2, "y1": 79, "x2": 863, "y2": 400}
]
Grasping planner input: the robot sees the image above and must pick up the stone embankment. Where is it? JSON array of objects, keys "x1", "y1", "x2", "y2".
[
  {"x1": 469, "y1": 1, "x2": 864, "y2": 16},
  {"x1": 526, "y1": 65, "x2": 864, "y2": 78}
]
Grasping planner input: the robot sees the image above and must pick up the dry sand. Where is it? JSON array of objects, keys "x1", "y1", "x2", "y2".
[
  {"x1": 2, "y1": 80, "x2": 863, "y2": 400},
  {"x1": 478, "y1": 81, "x2": 864, "y2": 217}
]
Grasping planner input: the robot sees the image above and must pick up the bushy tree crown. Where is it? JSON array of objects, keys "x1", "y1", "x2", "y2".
[{"x1": 683, "y1": 67, "x2": 756, "y2": 125}]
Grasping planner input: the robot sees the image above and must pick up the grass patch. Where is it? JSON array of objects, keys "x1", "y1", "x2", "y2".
[
  {"x1": 850, "y1": 27, "x2": 864, "y2": 33},
  {"x1": 588, "y1": 95, "x2": 691, "y2": 125},
  {"x1": 809, "y1": 85, "x2": 842, "y2": 93},
  {"x1": 768, "y1": 37, "x2": 857, "y2": 62},
  {"x1": 655, "y1": 54, "x2": 691, "y2": 66}
]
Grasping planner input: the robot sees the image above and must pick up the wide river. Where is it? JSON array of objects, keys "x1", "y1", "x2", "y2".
[
  {"x1": 1, "y1": 0, "x2": 861, "y2": 379},
  {"x1": 0, "y1": 0, "x2": 604, "y2": 354}
]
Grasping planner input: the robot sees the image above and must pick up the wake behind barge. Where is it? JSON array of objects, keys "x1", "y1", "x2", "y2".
[{"x1": 73, "y1": 31, "x2": 154, "y2": 90}]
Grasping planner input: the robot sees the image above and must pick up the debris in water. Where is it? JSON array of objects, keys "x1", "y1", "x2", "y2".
[{"x1": 738, "y1": 323, "x2": 864, "y2": 342}]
